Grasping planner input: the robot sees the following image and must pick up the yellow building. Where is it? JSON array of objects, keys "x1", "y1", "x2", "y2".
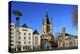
[{"x1": 33, "y1": 30, "x2": 41, "y2": 50}]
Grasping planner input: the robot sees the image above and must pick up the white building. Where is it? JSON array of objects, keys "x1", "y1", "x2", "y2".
[
  {"x1": 9, "y1": 23, "x2": 16, "y2": 52},
  {"x1": 9, "y1": 23, "x2": 33, "y2": 52},
  {"x1": 33, "y1": 30, "x2": 41, "y2": 50}
]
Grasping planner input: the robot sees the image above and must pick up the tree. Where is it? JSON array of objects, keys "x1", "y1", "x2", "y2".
[
  {"x1": 12, "y1": 10, "x2": 22, "y2": 20},
  {"x1": 12, "y1": 10, "x2": 22, "y2": 26}
]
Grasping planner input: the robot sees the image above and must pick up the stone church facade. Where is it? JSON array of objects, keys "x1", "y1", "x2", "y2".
[
  {"x1": 41, "y1": 11, "x2": 54, "y2": 49},
  {"x1": 57, "y1": 27, "x2": 78, "y2": 48}
]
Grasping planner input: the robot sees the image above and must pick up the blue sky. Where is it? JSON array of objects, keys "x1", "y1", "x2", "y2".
[{"x1": 10, "y1": 1, "x2": 78, "y2": 36}]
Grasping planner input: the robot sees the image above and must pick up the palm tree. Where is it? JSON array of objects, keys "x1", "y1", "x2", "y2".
[
  {"x1": 12, "y1": 10, "x2": 22, "y2": 20},
  {"x1": 12, "y1": 10, "x2": 22, "y2": 26}
]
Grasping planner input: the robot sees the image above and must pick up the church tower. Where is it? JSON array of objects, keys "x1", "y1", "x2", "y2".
[
  {"x1": 41, "y1": 11, "x2": 54, "y2": 49},
  {"x1": 42, "y1": 11, "x2": 52, "y2": 35}
]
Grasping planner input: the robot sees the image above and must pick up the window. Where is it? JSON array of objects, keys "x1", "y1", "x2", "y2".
[
  {"x1": 27, "y1": 46, "x2": 29, "y2": 49},
  {"x1": 10, "y1": 29, "x2": 14, "y2": 31},
  {"x1": 10, "y1": 24, "x2": 14, "y2": 27},
  {"x1": 10, "y1": 35, "x2": 14, "y2": 38},
  {"x1": 9, "y1": 39, "x2": 13, "y2": 42},
  {"x1": 24, "y1": 33, "x2": 26, "y2": 35},
  {"x1": 19, "y1": 36, "x2": 21, "y2": 39},
  {"x1": 10, "y1": 36, "x2": 14, "y2": 38},
  {"x1": 19, "y1": 32, "x2": 21, "y2": 35},
  {"x1": 28, "y1": 33, "x2": 31, "y2": 35},
  {"x1": 28, "y1": 37, "x2": 31, "y2": 40},
  {"x1": 29, "y1": 41, "x2": 31, "y2": 44},
  {"x1": 10, "y1": 44, "x2": 14, "y2": 46},
  {"x1": 10, "y1": 40, "x2": 14, "y2": 42},
  {"x1": 24, "y1": 37, "x2": 26, "y2": 39},
  {"x1": 26, "y1": 46, "x2": 28, "y2": 49},
  {"x1": 24, "y1": 41, "x2": 26, "y2": 44},
  {"x1": 23, "y1": 46, "x2": 26, "y2": 49},
  {"x1": 22, "y1": 29, "x2": 28, "y2": 31},
  {"x1": 10, "y1": 32, "x2": 14, "y2": 34},
  {"x1": 18, "y1": 41, "x2": 21, "y2": 44}
]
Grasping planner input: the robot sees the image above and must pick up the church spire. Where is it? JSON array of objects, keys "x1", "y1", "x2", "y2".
[
  {"x1": 42, "y1": 18, "x2": 44, "y2": 25},
  {"x1": 42, "y1": 11, "x2": 53, "y2": 34},
  {"x1": 50, "y1": 17, "x2": 52, "y2": 24},
  {"x1": 45, "y1": 10, "x2": 48, "y2": 18},
  {"x1": 62, "y1": 27, "x2": 65, "y2": 33},
  {"x1": 45, "y1": 11, "x2": 50, "y2": 24}
]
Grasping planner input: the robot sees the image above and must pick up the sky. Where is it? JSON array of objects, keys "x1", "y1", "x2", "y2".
[{"x1": 10, "y1": 1, "x2": 78, "y2": 36}]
